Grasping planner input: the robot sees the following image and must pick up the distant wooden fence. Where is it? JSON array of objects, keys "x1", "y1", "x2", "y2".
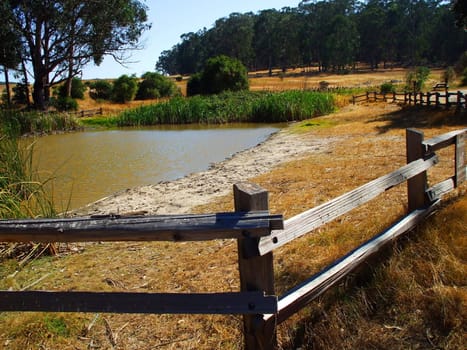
[
  {"x1": 0, "y1": 128, "x2": 465, "y2": 349},
  {"x1": 352, "y1": 90, "x2": 467, "y2": 110},
  {"x1": 70, "y1": 107, "x2": 103, "y2": 118}
]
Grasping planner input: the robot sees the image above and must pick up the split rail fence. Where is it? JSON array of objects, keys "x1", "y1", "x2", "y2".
[
  {"x1": 352, "y1": 90, "x2": 467, "y2": 110},
  {"x1": 0, "y1": 127, "x2": 465, "y2": 349},
  {"x1": 70, "y1": 107, "x2": 103, "y2": 118}
]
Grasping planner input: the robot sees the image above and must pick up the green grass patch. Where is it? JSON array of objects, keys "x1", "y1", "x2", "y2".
[{"x1": 289, "y1": 118, "x2": 337, "y2": 133}]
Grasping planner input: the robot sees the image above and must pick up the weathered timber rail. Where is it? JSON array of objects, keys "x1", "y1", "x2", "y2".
[
  {"x1": 0, "y1": 127, "x2": 465, "y2": 349},
  {"x1": 352, "y1": 90, "x2": 467, "y2": 110},
  {"x1": 70, "y1": 107, "x2": 103, "y2": 118}
]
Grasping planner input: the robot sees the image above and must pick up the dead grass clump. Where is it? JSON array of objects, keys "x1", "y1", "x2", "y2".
[{"x1": 284, "y1": 196, "x2": 466, "y2": 350}]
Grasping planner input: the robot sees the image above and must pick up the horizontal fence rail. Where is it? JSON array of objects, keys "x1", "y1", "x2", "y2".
[
  {"x1": 70, "y1": 107, "x2": 103, "y2": 118},
  {"x1": 0, "y1": 128, "x2": 465, "y2": 350},
  {"x1": 265, "y1": 202, "x2": 439, "y2": 325},
  {"x1": 0, "y1": 291, "x2": 277, "y2": 315},
  {"x1": 0, "y1": 211, "x2": 283, "y2": 242},
  {"x1": 353, "y1": 90, "x2": 467, "y2": 110},
  {"x1": 258, "y1": 155, "x2": 438, "y2": 255}
]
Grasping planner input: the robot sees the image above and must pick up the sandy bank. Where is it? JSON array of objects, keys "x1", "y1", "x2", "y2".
[{"x1": 74, "y1": 125, "x2": 338, "y2": 216}]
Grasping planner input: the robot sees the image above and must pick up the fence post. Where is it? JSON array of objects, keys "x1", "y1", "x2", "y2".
[
  {"x1": 406, "y1": 129, "x2": 428, "y2": 211},
  {"x1": 456, "y1": 91, "x2": 462, "y2": 112},
  {"x1": 234, "y1": 182, "x2": 276, "y2": 350},
  {"x1": 455, "y1": 133, "x2": 466, "y2": 187}
]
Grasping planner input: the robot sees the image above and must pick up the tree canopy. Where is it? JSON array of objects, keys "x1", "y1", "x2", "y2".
[
  {"x1": 186, "y1": 55, "x2": 249, "y2": 96},
  {"x1": 156, "y1": 0, "x2": 466, "y2": 76},
  {"x1": 3, "y1": 0, "x2": 150, "y2": 109}
]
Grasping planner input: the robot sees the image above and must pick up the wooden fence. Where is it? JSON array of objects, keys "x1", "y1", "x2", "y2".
[
  {"x1": 70, "y1": 107, "x2": 103, "y2": 118},
  {"x1": 352, "y1": 90, "x2": 467, "y2": 110},
  {"x1": 0, "y1": 128, "x2": 466, "y2": 349}
]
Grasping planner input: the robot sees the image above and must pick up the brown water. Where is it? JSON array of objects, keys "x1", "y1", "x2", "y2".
[{"x1": 32, "y1": 124, "x2": 280, "y2": 210}]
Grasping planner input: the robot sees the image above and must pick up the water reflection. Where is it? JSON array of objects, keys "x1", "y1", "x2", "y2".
[{"x1": 32, "y1": 123, "x2": 281, "y2": 210}]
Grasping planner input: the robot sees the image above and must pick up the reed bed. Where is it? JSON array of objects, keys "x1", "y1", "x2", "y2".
[
  {"x1": 0, "y1": 134, "x2": 56, "y2": 219},
  {"x1": 0, "y1": 110, "x2": 66, "y2": 219},
  {"x1": 92, "y1": 91, "x2": 336, "y2": 127},
  {"x1": 0, "y1": 109, "x2": 81, "y2": 136}
]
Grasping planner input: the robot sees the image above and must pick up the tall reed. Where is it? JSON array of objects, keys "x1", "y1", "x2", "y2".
[
  {"x1": 1, "y1": 109, "x2": 81, "y2": 136},
  {"x1": 0, "y1": 111, "x2": 59, "y2": 218},
  {"x1": 103, "y1": 90, "x2": 336, "y2": 127}
]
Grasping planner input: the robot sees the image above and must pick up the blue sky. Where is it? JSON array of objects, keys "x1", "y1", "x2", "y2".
[{"x1": 82, "y1": 0, "x2": 301, "y2": 79}]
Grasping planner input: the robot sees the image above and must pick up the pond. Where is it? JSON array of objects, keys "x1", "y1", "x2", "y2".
[{"x1": 32, "y1": 124, "x2": 281, "y2": 210}]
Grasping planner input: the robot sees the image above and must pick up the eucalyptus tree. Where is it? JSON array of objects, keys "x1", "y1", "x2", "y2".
[
  {"x1": 275, "y1": 7, "x2": 303, "y2": 71},
  {"x1": 209, "y1": 13, "x2": 255, "y2": 69},
  {"x1": 357, "y1": 0, "x2": 386, "y2": 69},
  {"x1": 253, "y1": 9, "x2": 281, "y2": 74},
  {"x1": 5, "y1": 0, "x2": 150, "y2": 110},
  {"x1": 0, "y1": 2, "x2": 22, "y2": 106}
]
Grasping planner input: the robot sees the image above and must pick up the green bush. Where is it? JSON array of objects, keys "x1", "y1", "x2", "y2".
[
  {"x1": 57, "y1": 77, "x2": 86, "y2": 99},
  {"x1": 52, "y1": 96, "x2": 78, "y2": 111},
  {"x1": 462, "y1": 68, "x2": 467, "y2": 86},
  {"x1": 186, "y1": 73, "x2": 202, "y2": 96},
  {"x1": 135, "y1": 72, "x2": 179, "y2": 100},
  {"x1": 443, "y1": 67, "x2": 456, "y2": 85},
  {"x1": 201, "y1": 55, "x2": 249, "y2": 95},
  {"x1": 12, "y1": 82, "x2": 30, "y2": 105},
  {"x1": 405, "y1": 66, "x2": 431, "y2": 92},
  {"x1": 89, "y1": 80, "x2": 113, "y2": 100},
  {"x1": 454, "y1": 51, "x2": 467, "y2": 75},
  {"x1": 186, "y1": 55, "x2": 249, "y2": 97},
  {"x1": 380, "y1": 82, "x2": 395, "y2": 94},
  {"x1": 112, "y1": 75, "x2": 138, "y2": 103}
]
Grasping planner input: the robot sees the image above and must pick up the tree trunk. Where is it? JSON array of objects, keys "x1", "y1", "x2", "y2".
[
  {"x1": 32, "y1": 70, "x2": 47, "y2": 110},
  {"x1": 3, "y1": 67, "x2": 11, "y2": 105},
  {"x1": 21, "y1": 60, "x2": 31, "y2": 107}
]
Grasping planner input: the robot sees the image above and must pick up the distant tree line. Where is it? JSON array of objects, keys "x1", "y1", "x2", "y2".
[{"x1": 156, "y1": 0, "x2": 467, "y2": 76}]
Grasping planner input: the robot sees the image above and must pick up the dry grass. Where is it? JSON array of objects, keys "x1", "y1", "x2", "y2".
[
  {"x1": 0, "y1": 70, "x2": 466, "y2": 349},
  {"x1": 248, "y1": 67, "x2": 446, "y2": 92}
]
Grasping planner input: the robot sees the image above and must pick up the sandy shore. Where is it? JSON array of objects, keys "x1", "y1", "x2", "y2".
[{"x1": 74, "y1": 125, "x2": 338, "y2": 216}]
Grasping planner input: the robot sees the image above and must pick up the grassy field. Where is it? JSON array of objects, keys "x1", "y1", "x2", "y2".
[{"x1": 0, "y1": 69, "x2": 465, "y2": 349}]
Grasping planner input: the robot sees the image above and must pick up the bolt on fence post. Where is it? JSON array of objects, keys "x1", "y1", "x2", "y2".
[{"x1": 234, "y1": 182, "x2": 276, "y2": 350}]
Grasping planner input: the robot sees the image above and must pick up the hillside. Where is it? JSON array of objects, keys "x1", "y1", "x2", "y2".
[{"x1": 0, "y1": 100, "x2": 465, "y2": 349}]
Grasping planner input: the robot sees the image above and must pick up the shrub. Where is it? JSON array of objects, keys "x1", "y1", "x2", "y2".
[
  {"x1": 201, "y1": 55, "x2": 249, "y2": 95},
  {"x1": 89, "y1": 80, "x2": 113, "y2": 100},
  {"x1": 462, "y1": 68, "x2": 467, "y2": 86},
  {"x1": 52, "y1": 96, "x2": 78, "y2": 111},
  {"x1": 12, "y1": 82, "x2": 30, "y2": 105},
  {"x1": 380, "y1": 82, "x2": 396, "y2": 94},
  {"x1": 135, "y1": 72, "x2": 179, "y2": 100},
  {"x1": 442, "y1": 67, "x2": 456, "y2": 85},
  {"x1": 186, "y1": 73, "x2": 202, "y2": 96},
  {"x1": 454, "y1": 51, "x2": 467, "y2": 75},
  {"x1": 57, "y1": 77, "x2": 86, "y2": 99},
  {"x1": 112, "y1": 75, "x2": 138, "y2": 103},
  {"x1": 405, "y1": 66, "x2": 431, "y2": 92}
]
